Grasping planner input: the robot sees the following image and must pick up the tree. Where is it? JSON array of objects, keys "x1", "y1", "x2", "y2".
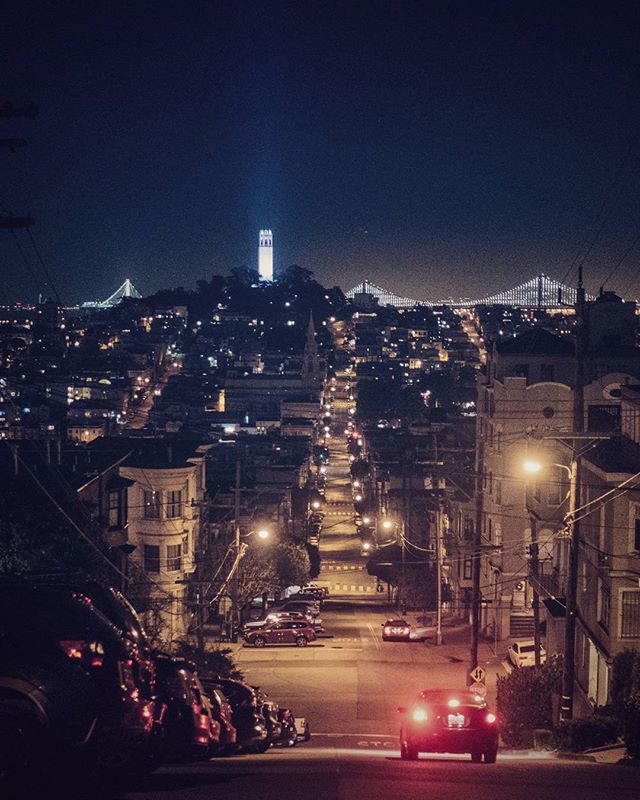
[
  {"x1": 272, "y1": 542, "x2": 311, "y2": 592},
  {"x1": 279, "y1": 265, "x2": 314, "y2": 286},
  {"x1": 229, "y1": 266, "x2": 261, "y2": 286},
  {"x1": 173, "y1": 642, "x2": 244, "y2": 681},
  {"x1": 398, "y1": 566, "x2": 437, "y2": 613},
  {"x1": 496, "y1": 655, "x2": 563, "y2": 748}
]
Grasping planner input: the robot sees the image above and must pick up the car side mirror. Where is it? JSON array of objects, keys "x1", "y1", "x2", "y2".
[{"x1": 397, "y1": 706, "x2": 407, "y2": 714}]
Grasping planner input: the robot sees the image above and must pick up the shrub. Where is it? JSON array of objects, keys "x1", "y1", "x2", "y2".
[
  {"x1": 623, "y1": 690, "x2": 640, "y2": 759},
  {"x1": 611, "y1": 649, "x2": 640, "y2": 758},
  {"x1": 554, "y1": 715, "x2": 619, "y2": 752},
  {"x1": 173, "y1": 643, "x2": 244, "y2": 681},
  {"x1": 497, "y1": 655, "x2": 563, "y2": 748}
]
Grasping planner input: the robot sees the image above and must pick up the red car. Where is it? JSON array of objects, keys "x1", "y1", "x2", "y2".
[
  {"x1": 398, "y1": 689, "x2": 499, "y2": 762},
  {"x1": 244, "y1": 620, "x2": 316, "y2": 648}
]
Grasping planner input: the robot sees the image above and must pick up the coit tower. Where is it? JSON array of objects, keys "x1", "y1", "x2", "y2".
[{"x1": 258, "y1": 229, "x2": 273, "y2": 282}]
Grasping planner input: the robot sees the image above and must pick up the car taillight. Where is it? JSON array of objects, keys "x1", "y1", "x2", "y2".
[
  {"x1": 412, "y1": 708, "x2": 428, "y2": 722},
  {"x1": 59, "y1": 640, "x2": 105, "y2": 668},
  {"x1": 118, "y1": 659, "x2": 138, "y2": 695},
  {"x1": 447, "y1": 698, "x2": 461, "y2": 708},
  {"x1": 486, "y1": 713, "x2": 497, "y2": 724}
]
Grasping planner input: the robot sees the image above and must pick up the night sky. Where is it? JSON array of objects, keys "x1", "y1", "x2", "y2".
[{"x1": 2, "y1": 1, "x2": 640, "y2": 304}]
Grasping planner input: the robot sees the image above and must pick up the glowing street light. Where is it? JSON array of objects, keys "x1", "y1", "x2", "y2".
[{"x1": 522, "y1": 458, "x2": 543, "y2": 475}]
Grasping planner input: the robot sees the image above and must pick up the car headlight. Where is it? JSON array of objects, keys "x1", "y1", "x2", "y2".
[{"x1": 412, "y1": 708, "x2": 428, "y2": 722}]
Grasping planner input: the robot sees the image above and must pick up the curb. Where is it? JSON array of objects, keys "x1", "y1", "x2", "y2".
[{"x1": 556, "y1": 751, "x2": 597, "y2": 762}]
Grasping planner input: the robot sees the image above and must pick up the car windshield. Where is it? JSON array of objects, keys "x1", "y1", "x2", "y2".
[{"x1": 519, "y1": 645, "x2": 535, "y2": 653}]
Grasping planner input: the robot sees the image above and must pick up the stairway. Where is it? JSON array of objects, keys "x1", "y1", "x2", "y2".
[{"x1": 509, "y1": 613, "x2": 535, "y2": 637}]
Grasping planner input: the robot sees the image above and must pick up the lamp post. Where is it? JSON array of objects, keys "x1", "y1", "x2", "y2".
[
  {"x1": 230, "y1": 525, "x2": 271, "y2": 642},
  {"x1": 522, "y1": 456, "x2": 577, "y2": 712}
]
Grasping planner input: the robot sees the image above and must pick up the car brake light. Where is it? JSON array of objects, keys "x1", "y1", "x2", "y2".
[
  {"x1": 447, "y1": 698, "x2": 460, "y2": 708},
  {"x1": 118, "y1": 658, "x2": 137, "y2": 693},
  {"x1": 412, "y1": 708, "x2": 428, "y2": 722},
  {"x1": 486, "y1": 713, "x2": 497, "y2": 724},
  {"x1": 59, "y1": 640, "x2": 105, "y2": 668}
]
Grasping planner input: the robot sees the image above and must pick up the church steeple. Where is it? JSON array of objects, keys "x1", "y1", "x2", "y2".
[{"x1": 302, "y1": 312, "x2": 321, "y2": 389}]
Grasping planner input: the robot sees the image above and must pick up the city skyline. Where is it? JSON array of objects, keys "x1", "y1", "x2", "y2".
[{"x1": 2, "y1": 3, "x2": 640, "y2": 305}]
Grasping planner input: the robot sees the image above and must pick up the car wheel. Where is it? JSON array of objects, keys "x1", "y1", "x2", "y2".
[
  {"x1": 484, "y1": 747, "x2": 498, "y2": 763},
  {"x1": 253, "y1": 636, "x2": 266, "y2": 648},
  {"x1": 400, "y1": 735, "x2": 418, "y2": 760},
  {"x1": 470, "y1": 749, "x2": 482, "y2": 763},
  {"x1": 296, "y1": 636, "x2": 308, "y2": 647}
]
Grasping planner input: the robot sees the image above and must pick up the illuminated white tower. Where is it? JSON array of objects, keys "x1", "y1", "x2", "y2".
[{"x1": 258, "y1": 229, "x2": 273, "y2": 282}]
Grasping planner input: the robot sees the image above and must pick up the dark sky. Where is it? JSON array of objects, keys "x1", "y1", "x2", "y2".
[{"x1": 2, "y1": 1, "x2": 640, "y2": 304}]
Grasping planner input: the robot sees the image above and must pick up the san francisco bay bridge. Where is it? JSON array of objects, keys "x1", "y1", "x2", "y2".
[{"x1": 345, "y1": 273, "x2": 596, "y2": 308}]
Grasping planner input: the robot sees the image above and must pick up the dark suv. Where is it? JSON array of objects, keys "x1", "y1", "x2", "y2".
[
  {"x1": 207, "y1": 679, "x2": 268, "y2": 753},
  {"x1": 153, "y1": 655, "x2": 220, "y2": 762},
  {"x1": 0, "y1": 582, "x2": 154, "y2": 783},
  {"x1": 244, "y1": 620, "x2": 316, "y2": 648},
  {"x1": 398, "y1": 689, "x2": 499, "y2": 763}
]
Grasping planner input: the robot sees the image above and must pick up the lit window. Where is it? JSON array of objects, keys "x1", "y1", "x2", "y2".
[
  {"x1": 167, "y1": 543, "x2": 182, "y2": 572},
  {"x1": 166, "y1": 490, "x2": 183, "y2": 519},
  {"x1": 143, "y1": 490, "x2": 161, "y2": 518}
]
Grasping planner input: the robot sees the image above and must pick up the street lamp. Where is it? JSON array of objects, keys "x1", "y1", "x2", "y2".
[
  {"x1": 231, "y1": 525, "x2": 272, "y2": 641},
  {"x1": 521, "y1": 455, "x2": 577, "y2": 713}
]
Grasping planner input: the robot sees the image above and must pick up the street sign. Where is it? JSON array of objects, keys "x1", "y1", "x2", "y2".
[
  {"x1": 470, "y1": 681, "x2": 487, "y2": 697},
  {"x1": 469, "y1": 666, "x2": 486, "y2": 683}
]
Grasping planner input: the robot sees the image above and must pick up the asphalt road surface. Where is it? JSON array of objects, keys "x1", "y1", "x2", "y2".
[{"x1": 22, "y1": 747, "x2": 639, "y2": 800}]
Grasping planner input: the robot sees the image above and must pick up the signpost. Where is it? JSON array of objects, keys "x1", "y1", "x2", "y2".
[{"x1": 469, "y1": 666, "x2": 486, "y2": 683}]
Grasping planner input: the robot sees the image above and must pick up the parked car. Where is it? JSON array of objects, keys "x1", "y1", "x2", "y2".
[
  {"x1": 153, "y1": 655, "x2": 220, "y2": 762},
  {"x1": 0, "y1": 581, "x2": 155, "y2": 784},
  {"x1": 253, "y1": 691, "x2": 282, "y2": 747},
  {"x1": 301, "y1": 583, "x2": 329, "y2": 599},
  {"x1": 244, "y1": 620, "x2": 316, "y2": 648},
  {"x1": 273, "y1": 600, "x2": 321, "y2": 618},
  {"x1": 275, "y1": 708, "x2": 298, "y2": 747},
  {"x1": 289, "y1": 591, "x2": 324, "y2": 607},
  {"x1": 206, "y1": 686, "x2": 237, "y2": 755},
  {"x1": 398, "y1": 689, "x2": 499, "y2": 762},
  {"x1": 208, "y1": 679, "x2": 269, "y2": 753},
  {"x1": 294, "y1": 716, "x2": 311, "y2": 742},
  {"x1": 507, "y1": 639, "x2": 547, "y2": 668},
  {"x1": 243, "y1": 611, "x2": 324, "y2": 634}
]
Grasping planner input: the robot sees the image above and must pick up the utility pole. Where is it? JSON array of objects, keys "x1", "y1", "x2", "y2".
[
  {"x1": 230, "y1": 452, "x2": 242, "y2": 642},
  {"x1": 529, "y1": 512, "x2": 541, "y2": 667},
  {"x1": 560, "y1": 267, "x2": 586, "y2": 722},
  {"x1": 471, "y1": 410, "x2": 485, "y2": 678},
  {"x1": 435, "y1": 496, "x2": 443, "y2": 646}
]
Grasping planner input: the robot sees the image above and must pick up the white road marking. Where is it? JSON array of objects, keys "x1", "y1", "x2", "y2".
[{"x1": 367, "y1": 622, "x2": 381, "y2": 651}]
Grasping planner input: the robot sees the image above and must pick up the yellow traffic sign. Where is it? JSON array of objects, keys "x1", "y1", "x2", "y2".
[{"x1": 469, "y1": 666, "x2": 486, "y2": 683}]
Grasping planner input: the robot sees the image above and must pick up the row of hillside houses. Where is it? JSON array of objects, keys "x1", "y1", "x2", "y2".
[{"x1": 448, "y1": 291, "x2": 640, "y2": 714}]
